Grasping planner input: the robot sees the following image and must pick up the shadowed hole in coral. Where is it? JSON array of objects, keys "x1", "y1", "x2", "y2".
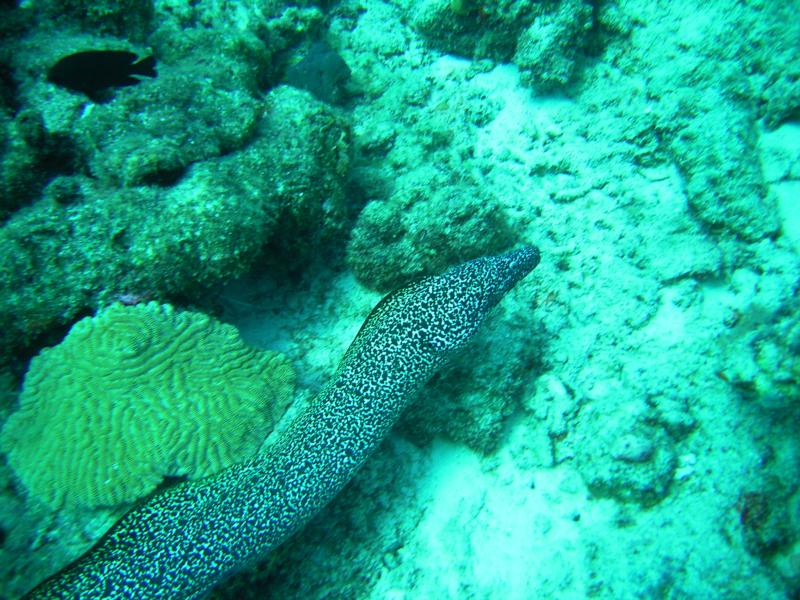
[
  {"x1": 139, "y1": 164, "x2": 187, "y2": 187},
  {"x1": 156, "y1": 475, "x2": 189, "y2": 493},
  {"x1": 0, "y1": 59, "x2": 18, "y2": 112}
]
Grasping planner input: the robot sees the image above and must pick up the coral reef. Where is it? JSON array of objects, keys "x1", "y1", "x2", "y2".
[
  {"x1": 669, "y1": 100, "x2": 779, "y2": 241},
  {"x1": 0, "y1": 110, "x2": 76, "y2": 219},
  {"x1": 0, "y1": 302, "x2": 295, "y2": 509},
  {"x1": 513, "y1": 0, "x2": 593, "y2": 92},
  {"x1": 572, "y1": 391, "x2": 677, "y2": 507},
  {"x1": 0, "y1": 85, "x2": 350, "y2": 361},
  {"x1": 580, "y1": 0, "x2": 799, "y2": 244},
  {"x1": 0, "y1": 0, "x2": 798, "y2": 597},
  {"x1": 32, "y1": 0, "x2": 153, "y2": 40},
  {"x1": 737, "y1": 477, "x2": 795, "y2": 558},
  {"x1": 725, "y1": 300, "x2": 800, "y2": 414},
  {"x1": 412, "y1": 0, "x2": 594, "y2": 91},
  {"x1": 0, "y1": 367, "x2": 15, "y2": 421},
  {"x1": 745, "y1": 3, "x2": 800, "y2": 129},
  {"x1": 79, "y1": 70, "x2": 263, "y2": 187},
  {"x1": 0, "y1": 0, "x2": 346, "y2": 363},
  {"x1": 347, "y1": 184, "x2": 513, "y2": 291},
  {"x1": 411, "y1": 0, "x2": 537, "y2": 61}
]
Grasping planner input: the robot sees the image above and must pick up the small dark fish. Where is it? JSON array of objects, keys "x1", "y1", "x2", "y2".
[
  {"x1": 47, "y1": 50, "x2": 157, "y2": 100},
  {"x1": 285, "y1": 42, "x2": 351, "y2": 105}
]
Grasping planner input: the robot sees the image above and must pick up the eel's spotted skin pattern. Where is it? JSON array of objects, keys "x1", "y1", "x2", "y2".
[{"x1": 26, "y1": 245, "x2": 540, "y2": 599}]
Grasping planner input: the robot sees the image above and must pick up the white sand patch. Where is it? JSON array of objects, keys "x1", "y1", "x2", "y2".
[
  {"x1": 372, "y1": 437, "x2": 610, "y2": 599},
  {"x1": 700, "y1": 268, "x2": 761, "y2": 322},
  {"x1": 759, "y1": 122, "x2": 800, "y2": 252},
  {"x1": 471, "y1": 64, "x2": 571, "y2": 166},
  {"x1": 642, "y1": 286, "x2": 688, "y2": 347},
  {"x1": 773, "y1": 181, "x2": 800, "y2": 252}
]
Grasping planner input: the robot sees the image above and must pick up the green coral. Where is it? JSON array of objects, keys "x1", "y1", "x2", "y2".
[{"x1": 0, "y1": 302, "x2": 295, "y2": 509}]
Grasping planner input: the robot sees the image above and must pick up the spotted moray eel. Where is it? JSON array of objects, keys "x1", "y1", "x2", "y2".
[{"x1": 25, "y1": 246, "x2": 540, "y2": 599}]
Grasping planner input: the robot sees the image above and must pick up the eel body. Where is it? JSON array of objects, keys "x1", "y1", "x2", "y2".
[{"x1": 25, "y1": 245, "x2": 540, "y2": 599}]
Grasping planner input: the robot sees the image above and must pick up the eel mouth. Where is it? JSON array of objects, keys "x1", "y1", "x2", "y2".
[
  {"x1": 482, "y1": 245, "x2": 541, "y2": 309},
  {"x1": 500, "y1": 245, "x2": 541, "y2": 282}
]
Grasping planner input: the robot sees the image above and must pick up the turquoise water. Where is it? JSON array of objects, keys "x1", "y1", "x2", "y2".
[{"x1": 1, "y1": 0, "x2": 799, "y2": 598}]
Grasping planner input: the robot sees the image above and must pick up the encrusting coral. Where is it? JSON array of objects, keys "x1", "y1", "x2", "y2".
[{"x1": 0, "y1": 302, "x2": 295, "y2": 510}]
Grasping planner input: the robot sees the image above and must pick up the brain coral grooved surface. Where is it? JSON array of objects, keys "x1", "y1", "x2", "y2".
[{"x1": 0, "y1": 302, "x2": 294, "y2": 509}]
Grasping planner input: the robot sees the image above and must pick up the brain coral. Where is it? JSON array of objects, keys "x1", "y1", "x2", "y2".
[{"x1": 0, "y1": 302, "x2": 294, "y2": 510}]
